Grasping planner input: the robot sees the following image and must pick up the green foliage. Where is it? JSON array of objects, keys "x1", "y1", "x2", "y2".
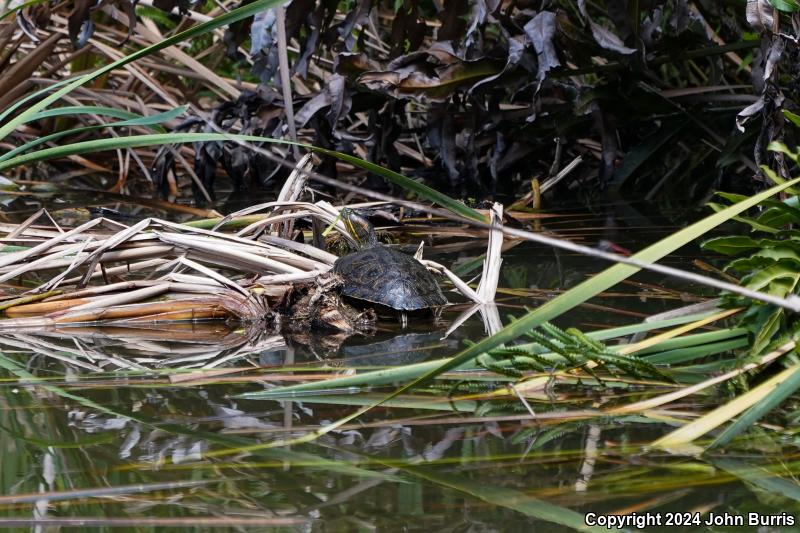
[
  {"x1": 188, "y1": 32, "x2": 214, "y2": 57},
  {"x1": 784, "y1": 109, "x2": 800, "y2": 128},
  {"x1": 135, "y1": 5, "x2": 178, "y2": 28},
  {"x1": 702, "y1": 147, "x2": 800, "y2": 355},
  {"x1": 477, "y1": 322, "x2": 671, "y2": 382},
  {"x1": 702, "y1": 236, "x2": 761, "y2": 255},
  {"x1": 770, "y1": 0, "x2": 800, "y2": 12},
  {"x1": 710, "y1": 363, "x2": 800, "y2": 448}
]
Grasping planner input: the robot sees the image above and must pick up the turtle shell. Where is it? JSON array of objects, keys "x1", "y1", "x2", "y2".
[{"x1": 332, "y1": 245, "x2": 448, "y2": 311}]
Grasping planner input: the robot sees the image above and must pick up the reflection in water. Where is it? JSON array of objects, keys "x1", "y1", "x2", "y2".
[
  {"x1": 1, "y1": 321, "x2": 798, "y2": 530},
  {"x1": 341, "y1": 331, "x2": 457, "y2": 367},
  {"x1": 0, "y1": 323, "x2": 283, "y2": 370}
]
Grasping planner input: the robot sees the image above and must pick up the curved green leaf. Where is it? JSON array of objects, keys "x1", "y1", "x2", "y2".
[
  {"x1": 770, "y1": 0, "x2": 800, "y2": 12},
  {"x1": 0, "y1": 0, "x2": 287, "y2": 140},
  {"x1": 710, "y1": 364, "x2": 800, "y2": 448},
  {"x1": 25, "y1": 105, "x2": 185, "y2": 126},
  {"x1": 0, "y1": 107, "x2": 186, "y2": 163},
  {"x1": 0, "y1": 133, "x2": 484, "y2": 221},
  {"x1": 744, "y1": 263, "x2": 800, "y2": 291},
  {"x1": 701, "y1": 236, "x2": 760, "y2": 255}
]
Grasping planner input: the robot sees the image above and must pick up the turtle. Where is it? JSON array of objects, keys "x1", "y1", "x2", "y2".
[{"x1": 332, "y1": 209, "x2": 448, "y2": 314}]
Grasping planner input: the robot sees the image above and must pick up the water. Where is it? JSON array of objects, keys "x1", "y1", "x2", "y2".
[{"x1": 0, "y1": 204, "x2": 797, "y2": 531}]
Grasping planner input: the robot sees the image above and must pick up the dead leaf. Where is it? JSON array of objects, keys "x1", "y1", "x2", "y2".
[
  {"x1": 68, "y1": 0, "x2": 94, "y2": 48},
  {"x1": 390, "y1": 1, "x2": 427, "y2": 58},
  {"x1": 358, "y1": 57, "x2": 500, "y2": 102},
  {"x1": 747, "y1": 0, "x2": 777, "y2": 33},
  {"x1": 0, "y1": 32, "x2": 61, "y2": 103},
  {"x1": 524, "y1": 11, "x2": 560, "y2": 81},
  {"x1": 295, "y1": 73, "x2": 351, "y2": 129},
  {"x1": 578, "y1": 0, "x2": 636, "y2": 54},
  {"x1": 736, "y1": 95, "x2": 765, "y2": 132}
]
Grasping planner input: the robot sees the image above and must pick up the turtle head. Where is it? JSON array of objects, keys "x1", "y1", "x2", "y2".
[{"x1": 341, "y1": 209, "x2": 378, "y2": 248}]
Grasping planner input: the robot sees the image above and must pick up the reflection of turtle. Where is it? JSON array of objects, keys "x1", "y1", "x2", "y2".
[
  {"x1": 342, "y1": 331, "x2": 456, "y2": 367},
  {"x1": 333, "y1": 209, "x2": 448, "y2": 311}
]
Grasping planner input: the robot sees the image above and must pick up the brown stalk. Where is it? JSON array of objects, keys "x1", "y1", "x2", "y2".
[
  {"x1": 0, "y1": 290, "x2": 63, "y2": 311},
  {"x1": 110, "y1": 306, "x2": 231, "y2": 322},
  {"x1": 0, "y1": 32, "x2": 62, "y2": 110},
  {"x1": 52, "y1": 300, "x2": 227, "y2": 323},
  {"x1": 5, "y1": 297, "x2": 92, "y2": 317}
]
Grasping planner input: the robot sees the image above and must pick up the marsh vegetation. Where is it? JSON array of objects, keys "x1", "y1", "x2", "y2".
[{"x1": 2, "y1": 0, "x2": 800, "y2": 530}]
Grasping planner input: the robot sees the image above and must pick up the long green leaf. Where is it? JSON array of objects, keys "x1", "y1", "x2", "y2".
[
  {"x1": 25, "y1": 105, "x2": 180, "y2": 124},
  {"x1": 709, "y1": 362, "x2": 800, "y2": 448},
  {"x1": 257, "y1": 393, "x2": 477, "y2": 412},
  {"x1": 0, "y1": 107, "x2": 186, "y2": 163},
  {"x1": 713, "y1": 458, "x2": 800, "y2": 501},
  {"x1": 401, "y1": 466, "x2": 604, "y2": 532},
  {"x1": 0, "y1": 0, "x2": 286, "y2": 141},
  {"x1": 643, "y1": 338, "x2": 749, "y2": 365},
  {"x1": 0, "y1": 77, "x2": 75, "y2": 127},
  {"x1": 0, "y1": 133, "x2": 484, "y2": 221}
]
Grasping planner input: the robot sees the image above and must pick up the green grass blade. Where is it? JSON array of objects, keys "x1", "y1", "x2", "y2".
[
  {"x1": 712, "y1": 458, "x2": 800, "y2": 502},
  {"x1": 401, "y1": 466, "x2": 604, "y2": 532},
  {"x1": 254, "y1": 393, "x2": 477, "y2": 412},
  {"x1": 312, "y1": 147, "x2": 486, "y2": 222},
  {"x1": 0, "y1": 133, "x2": 484, "y2": 220},
  {"x1": 709, "y1": 362, "x2": 800, "y2": 448},
  {"x1": 643, "y1": 338, "x2": 749, "y2": 365},
  {"x1": 23, "y1": 105, "x2": 179, "y2": 124},
  {"x1": 24, "y1": 105, "x2": 185, "y2": 127},
  {"x1": 0, "y1": 77, "x2": 76, "y2": 127},
  {"x1": 0, "y1": 107, "x2": 186, "y2": 162},
  {"x1": 0, "y1": 0, "x2": 286, "y2": 141},
  {"x1": 633, "y1": 328, "x2": 748, "y2": 356},
  {"x1": 0, "y1": 133, "x2": 284, "y2": 171}
]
